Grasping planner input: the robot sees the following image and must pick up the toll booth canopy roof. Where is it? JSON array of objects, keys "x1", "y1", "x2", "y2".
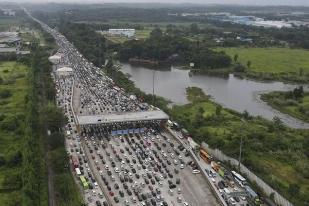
[{"x1": 77, "y1": 110, "x2": 169, "y2": 125}]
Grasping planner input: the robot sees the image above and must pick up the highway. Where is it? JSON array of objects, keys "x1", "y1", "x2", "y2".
[{"x1": 24, "y1": 8, "x2": 244, "y2": 206}]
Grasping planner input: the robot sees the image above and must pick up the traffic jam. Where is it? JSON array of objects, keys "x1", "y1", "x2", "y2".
[{"x1": 31, "y1": 12, "x2": 251, "y2": 206}]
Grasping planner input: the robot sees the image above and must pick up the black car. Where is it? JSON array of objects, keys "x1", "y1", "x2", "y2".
[
  {"x1": 95, "y1": 200, "x2": 102, "y2": 206},
  {"x1": 127, "y1": 189, "x2": 132, "y2": 196},
  {"x1": 234, "y1": 196, "x2": 240, "y2": 202},
  {"x1": 114, "y1": 183, "x2": 119, "y2": 190},
  {"x1": 114, "y1": 197, "x2": 119, "y2": 203},
  {"x1": 156, "y1": 188, "x2": 161, "y2": 194},
  {"x1": 119, "y1": 190, "x2": 124, "y2": 197}
]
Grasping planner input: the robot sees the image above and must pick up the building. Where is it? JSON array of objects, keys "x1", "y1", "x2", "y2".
[
  {"x1": 56, "y1": 67, "x2": 73, "y2": 76},
  {"x1": 0, "y1": 32, "x2": 20, "y2": 44},
  {"x1": 108, "y1": 29, "x2": 135, "y2": 38},
  {"x1": 49, "y1": 54, "x2": 61, "y2": 64}
]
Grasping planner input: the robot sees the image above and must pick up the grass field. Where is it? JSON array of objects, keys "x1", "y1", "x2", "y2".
[
  {"x1": 169, "y1": 87, "x2": 309, "y2": 205},
  {"x1": 261, "y1": 91, "x2": 309, "y2": 123},
  {"x1": 0, "y1": 61, "x2": 29, "y2": 205},
  {"x1": 0, "y1": 18, "x2": 20, "y2": 31},
  {"x1": 216, "y1": 47, "x2": 309, "y2": 74}
]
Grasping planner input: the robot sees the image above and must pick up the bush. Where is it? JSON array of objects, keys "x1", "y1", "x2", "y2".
[{"x1": 0, "y1": 89, "x2": 12, "y2": 99}]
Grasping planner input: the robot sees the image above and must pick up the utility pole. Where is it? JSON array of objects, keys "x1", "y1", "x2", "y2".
[
  {"x1": 238, "y1": 135, "x2": 243, "y2": 172},
  {"x1": 152, "y1": 69, "x2": 155, "y2": 106},
  {"x1": 238, "y1": 119, "x2": 245, "y2": 172}
]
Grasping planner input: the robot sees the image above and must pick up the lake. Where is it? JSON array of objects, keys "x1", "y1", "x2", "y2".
[{"x1": 121, "y1": 63, "x2": 309, "y2": 129}]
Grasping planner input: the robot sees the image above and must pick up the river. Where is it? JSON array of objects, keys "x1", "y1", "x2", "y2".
[{"x1": 121, "y1": 63, "x2": 309, "y2": 129}]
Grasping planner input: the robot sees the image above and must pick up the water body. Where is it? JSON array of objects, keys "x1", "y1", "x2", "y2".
[{"x1": 121, "y1": 63, "x2": 309, "y2": 129}]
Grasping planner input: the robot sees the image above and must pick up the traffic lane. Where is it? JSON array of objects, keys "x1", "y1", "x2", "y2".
[
  {"x1": 82, "y1": 138, "x2": 113, "y2": 206},
  {"x1": 116, "y1": 133, "x2": 190, "y2": 204},
  {"x1": 88, "y1": 133, "x2": 185, "y2": 205},
  {"x1": 180, "y1": 167, "x2": 218, "y2": 206},
  {"x1": 68, "y1": 128, "x2": 107, "y2": 206},
  {"x1": 152, "y1": 133, "x2": 219, "y2": 205},
  {"x1": 86, "y1": 138, "x2": 132, "y2": 206}
]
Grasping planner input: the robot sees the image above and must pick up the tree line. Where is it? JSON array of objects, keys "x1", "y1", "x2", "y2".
[{"x1": 119, "y1": 27, "x2": 232, "y2": 69}]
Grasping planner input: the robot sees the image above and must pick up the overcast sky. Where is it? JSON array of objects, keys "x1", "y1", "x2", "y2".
[{"x1": 1, "y1": 0, "x2": 309, "y2": 6}]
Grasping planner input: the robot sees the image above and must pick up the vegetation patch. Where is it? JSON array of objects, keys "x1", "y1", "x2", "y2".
[
  {"x1": 0, "y1": 61, "x2": 28, "y2": 206},
  {"x1": 261, "y1": 87, "x2": 309, "y2": 123},
  {"x1": 217, "y1": 47, "x2": 309, "y2": 83}
]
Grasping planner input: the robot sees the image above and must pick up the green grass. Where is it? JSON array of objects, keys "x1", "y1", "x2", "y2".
[
  {"x1": 0, "y1": 18, "x2": 20, "y2": 31},
  {"x1": 0, "y1": 61, "x2": 29, "y2": 205},
  {"x1": 216, "y1": 47, "x2": 309, "y2": 74},
  {"x1": 261, "y1": 91, "x2": 309, "y2": 123},
  {"x1": 169, "y1": 87, "x2": 309, "y2": 205}
]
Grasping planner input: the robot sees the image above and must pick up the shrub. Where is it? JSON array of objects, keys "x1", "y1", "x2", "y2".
[{"x1": 0, "y1": 89, "x2": 12, "y2": 99}]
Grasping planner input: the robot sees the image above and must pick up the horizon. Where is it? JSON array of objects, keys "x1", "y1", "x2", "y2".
[{"x1": 1, "y1": 0, "x2": 309, "y2": 7}]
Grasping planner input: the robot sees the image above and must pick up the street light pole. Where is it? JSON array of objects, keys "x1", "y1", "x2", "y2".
[
  {"x1": 238, "y1": 119, "x2": 245, "y2": 172},
  {"x1": 152, "y1": 70, "x2": 155, "y2": 105}
]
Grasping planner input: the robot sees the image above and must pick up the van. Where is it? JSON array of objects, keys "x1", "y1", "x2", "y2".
[{"x1": 223, "y1": 188, "x2": 230, "y2": 195}]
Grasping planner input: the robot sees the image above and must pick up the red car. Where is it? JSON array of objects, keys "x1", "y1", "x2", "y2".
[
  {"x1": 92, "y1": 155, "x2": 95, "y2": 160},
  {"x1": 109, "y1": 191, "x2": 114, "y2": 196}
]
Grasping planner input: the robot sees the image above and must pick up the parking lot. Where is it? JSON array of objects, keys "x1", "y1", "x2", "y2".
[{"x1": 81, "y1": 125, "x2": 219, "y2": 206}]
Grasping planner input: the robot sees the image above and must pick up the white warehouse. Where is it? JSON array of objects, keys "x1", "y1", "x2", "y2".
[{"x1": 108, "y1": 29, "x2": 135, "y2": 38}]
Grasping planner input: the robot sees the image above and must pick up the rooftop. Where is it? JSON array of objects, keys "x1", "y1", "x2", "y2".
[{"x1": 77, "y1": 110, "x2": 169, "y2": 125}]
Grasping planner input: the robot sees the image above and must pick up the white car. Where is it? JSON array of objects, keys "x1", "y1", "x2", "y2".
[
  {"x1": 192, "y1": 170, "x2": 200, "y2": 174},
  {"x1": 180, "y1": 164, "x2": 184, "y2": 169},
  {"x1": 183, "y1": 202, "x2": 189, "y2": 206}
]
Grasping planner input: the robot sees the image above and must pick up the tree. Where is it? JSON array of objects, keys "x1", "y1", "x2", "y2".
[
  {"x1": 299, "y1": 68, "x2": 304, "y2": 76},
  {"x1": 150, "y1": 27, "x2": 163, "y2": 39},
  {"x1": 106, "y1": 58, "x2": 113, "y2": 69},
  {"x1": 234, "y1": 54, "x2": 239, "y2": 62},
  {"x1": 247, "y1": 60, "x2": 252, "y2": 68},
  {"x1": 190, "y1": 23, "x2": 199, "y2": 34},
  {"x1": 233, "y1": 63, "x2": 246, "y2": 72},
  {"x1": 273, "y1": 116, "x2": 284, "y2": 130},
  {"x1": 242, "y1": 110, "x2": 250, "y2": 120},
  {"x1": 216, "y1": 105, "x2": 222, "y2": 116},
  {"x1": 288, "y1": 183, "x2": 300, "y2": 196}
]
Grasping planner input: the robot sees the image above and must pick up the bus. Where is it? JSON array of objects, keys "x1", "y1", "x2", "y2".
[
  {"x1": 80, "y1": 176, "x2": 89, "y2": 189},
  {"x1": 200, "y1": 149, "x2": 213, "y2": 164},
  {"x1": 231, "y1": 171, "x2": 247, "y2": 187}
]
